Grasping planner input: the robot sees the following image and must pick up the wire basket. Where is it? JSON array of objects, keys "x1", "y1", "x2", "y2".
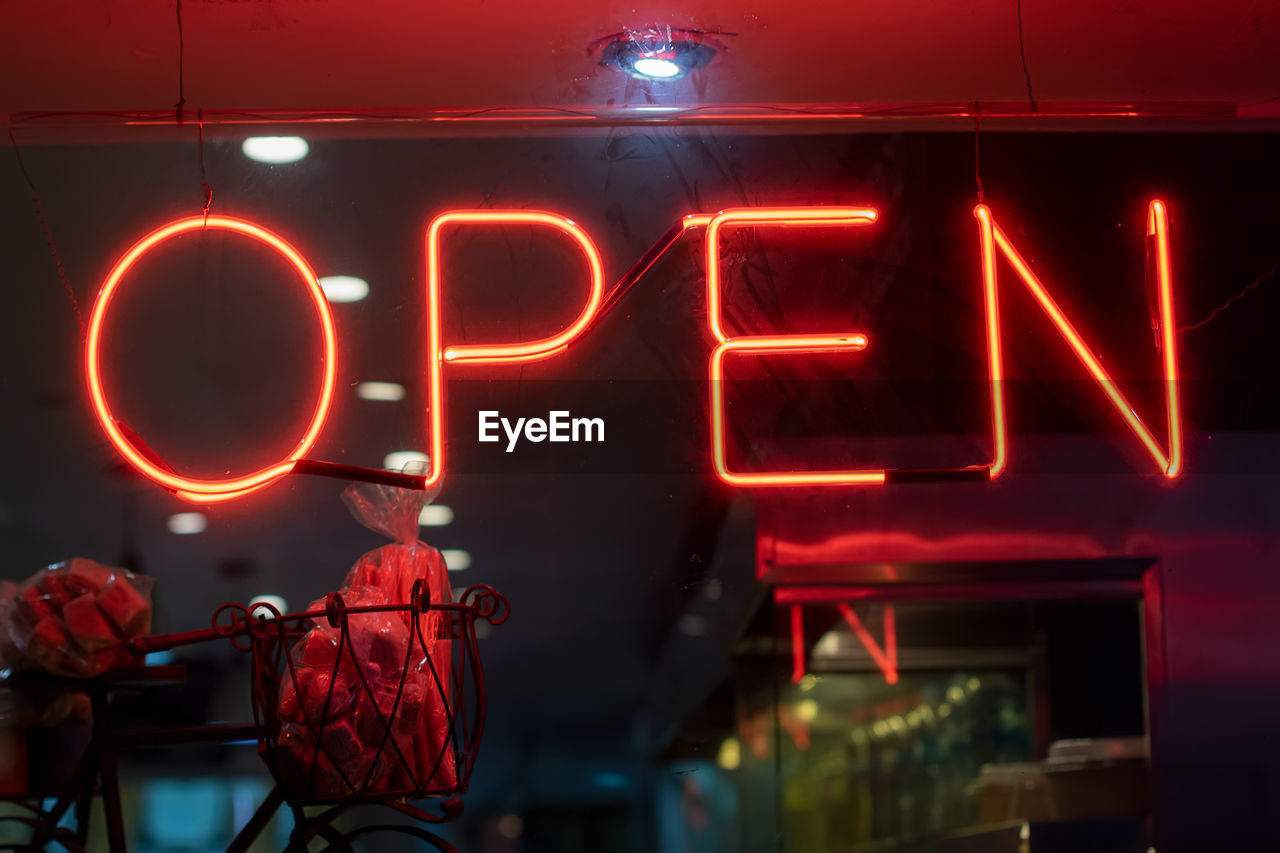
[{"x1": 217, "y1": 583, "x2": 508, "y2": 805}]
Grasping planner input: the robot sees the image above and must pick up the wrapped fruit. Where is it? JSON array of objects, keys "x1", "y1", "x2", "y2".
[
  {"x1": 276, "y1": 587, "x2": 422, "y2": 796},
  {"x1": 0, "y1": 558, "x2": 154, "y2": 680},
  {"x1": 273, "y1": 484, "x2": 457, "y2": 797}
]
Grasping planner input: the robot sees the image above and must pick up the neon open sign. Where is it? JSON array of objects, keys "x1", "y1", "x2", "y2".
[{"x1": 84, "y1": 201, "x2": 1181, "y2": 503}]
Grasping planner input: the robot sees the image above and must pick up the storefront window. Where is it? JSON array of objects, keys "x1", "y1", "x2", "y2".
[{"x1": 2, "y1": 108, "x2": 1278, "y2": 849}]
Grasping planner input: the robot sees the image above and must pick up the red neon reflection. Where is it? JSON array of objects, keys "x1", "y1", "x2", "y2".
[
  {"x1": 973, "y1": 201, "x2": 1183, "y2": 477},
  {"x1": 790, "y1": 604, "x2": 806, "y2": 684},
  {"x1": 85, "y1": 216, "x2": 337, "y2": 502},
  {"x1": 705, "y1": 208, "x2": 884, "y2": 487},
  {"x1": 424, "y1": 211, "x2": 605, "y2": 487},
  {"x1": 837, "y1": 603, "x2": 899, "y2": 685},
  {"x1": 776, "y1": 704, "x2": 811, "y2": 751}
]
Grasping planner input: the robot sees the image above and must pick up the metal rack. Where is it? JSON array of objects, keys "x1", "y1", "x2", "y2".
[{"x1": 2, "y1": 583, "x2": 508, "y2": 852}]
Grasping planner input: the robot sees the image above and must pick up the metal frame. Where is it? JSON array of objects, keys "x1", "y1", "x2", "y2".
[{"x1": 1, "y1": 585, "x2": 508, "y2": 852}]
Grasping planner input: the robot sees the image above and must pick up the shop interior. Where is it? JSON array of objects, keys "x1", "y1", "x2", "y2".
[{"x1": 1, "y1": 125, "x2": 1278, "y2": 852}]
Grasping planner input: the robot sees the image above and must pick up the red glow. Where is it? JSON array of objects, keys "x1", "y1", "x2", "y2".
[
  {"x1": 838, "y1": 603, "x2": 899, "y2": 685},
  {"x1": 433, "y1": 211, "x2": 604, "y2": 364},
  {"x1": 711, "y1": 336, "x2": 884, "y2": 486},
  {"x1": 423, "y1": 210, "x2": 605, "y2": 488},
  {"x1": 975, "y1": 206, "x2": 1008, "y2": 478},
  {"x1": 776, "y1": 704, "x2": 811, "y2": 752},
  {"x1": 86, "y1": 200, "x2": 1189, "y2": 502},
  {"x1": 790, "y1": 604, "x2": 806, "y2": 684},
  {"x1": 704, "y1": 208, "x2": 884, "y2": 487},
  {"x1": 85, "y1": 216, "x2": 337, "y2": 502},
  {"x1": 704, "y1": 207, "x2": 877, "y2": 343},
  {"x1": 974, "y1": 201, "x2": 1183, "y2": 477}
]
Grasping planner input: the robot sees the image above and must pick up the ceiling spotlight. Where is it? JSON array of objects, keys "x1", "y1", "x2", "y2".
[
  {"x1": 167, "y1": 512, "x2": 207, "y2": 535},
  {"x1": 356, "y1": 381, "x2": 406, "y2": 402},
  {"x1": 592, "y1": 27, "x2": 724, "y2": 81},
  {"x1": 319, "y1": 275, "x2": 369, "y2": 303},
  {"x1": 383, "y1": 450, "x2": 429, "y2": 472},
  {"x1": 248, "y1": 594, "x2": 288, "y2": 617},
  {"x1": 441, "y1": 549, "x2": 472, "y2": 571},
  {"x1": 419, "y1": 504, "x2": 454, "y2": 527},
  {"x1": 632, "y1": 58, "x2": 681, "y2": 79},
  {"x1": 241, "y1": 136, "x2": 309, "y2": 164}
]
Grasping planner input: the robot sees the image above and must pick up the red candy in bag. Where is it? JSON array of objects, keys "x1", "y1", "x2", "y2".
[
  {"x1": 275, "y1": 482, "x2": 457, "y2": 797},
  {"x1": 1, "y1": 559, "x2": 153, "y2": 679}
]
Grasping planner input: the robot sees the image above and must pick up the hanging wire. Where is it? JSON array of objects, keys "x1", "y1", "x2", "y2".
[
  {"x1": 973, "y1": 103, "x2": 985, "y2": 203},
  {"x1": 1015, "y1": 0, "x2": 1037, "y2": 113},
  {"x1": 1179, "y1": 263, "x2": 1280, "y2": 334},
  {"x1": 174, "y1": 0, "x2": 186, "y2": 124},
  {"x1": 7, "y1": 127, "x2": 86, "y2": 338},
  {"x1": 198, "y1": 109, "x2": 212, "y2": 219}
]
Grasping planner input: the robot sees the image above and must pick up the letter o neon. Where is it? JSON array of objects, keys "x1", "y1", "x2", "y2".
[{"x1": 85, "y1": 216, "x2": 337, "y2": 502}]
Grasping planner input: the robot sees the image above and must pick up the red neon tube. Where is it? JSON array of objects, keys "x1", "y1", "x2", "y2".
[
  {"x1": 85, "y1": 216, "x2": 337, "y2": 501},
  {"x1": 1148, "y1": 200, "x2": 1183, "y2": 476},
  {"x1": 711, "y1": 336, "x2": 883, "y2": 486},
  {"x1": 973, "y1": 200, "x2": 1183, "y2": 477},
  {"x1": 704, "y1": 207, "x2": 877, "y2": 343},
  {"x1": 423, "y1": 210, "x2": 605, "y2": 487},
  {"x1": 703, "y1": 207, "x2": 883, "y2": 487},
  {"x1": 974, "y1": 206, "x2": 1008, "y2": 478},
  {"x1": 432, "y1": 211, "x2": 605, "y2": 365}
]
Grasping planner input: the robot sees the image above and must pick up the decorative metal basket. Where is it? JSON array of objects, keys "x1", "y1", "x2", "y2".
[
  {"x1": 252, "y1": 583, "x2": 504, "y2": 804},
  {"x1": 197, "y1": 583, "x2": 508, "y2": 805}
]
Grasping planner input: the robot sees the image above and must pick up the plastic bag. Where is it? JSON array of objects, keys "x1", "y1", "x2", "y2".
[
  {"x1": 275, "y1": 483, "x2": 456, "y2": 796},
  {"x1": 0, "y1": 558, "x2": 153, "y2": 679},
  {"x1": 343, "y1": 480, "x2": 455, "y2": 787},
  {"x1": 277, "y1": 585, "x2": 416, "y2": 794}
]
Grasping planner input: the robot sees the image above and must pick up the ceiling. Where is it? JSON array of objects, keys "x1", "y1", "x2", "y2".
[{"x1": 3, "y1": 0, "x2": 1279, "y2": 126}]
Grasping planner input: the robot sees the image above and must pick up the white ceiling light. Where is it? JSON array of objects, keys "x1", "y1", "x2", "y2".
[
  {"x1": 167, "y1": 512, "x2": 207, "y2": 535},
  {"x1": 241, "y1": 136, "x2": 309, "y2": 164},
  {"x1": 319, "y1": 275, "x2": 369, "y2": 303},
  {"x1": 592, "y1": 27, "x2": 723, "y2": 81},
  {"x1": 356, "y1": 381, "x2": 406, "y2": 402},
  {"x1": 248, "y1": 594, "x2": 288, "y2": 617},
  {"x1": 441, "y1": 549, "x2": 471, "y2": 571},
  {"x1": 419, "y1": 504, "x2": 454, "y2": 526},
  {"x1": 632, "y1": 57, "x2": 682, "y2": 78},
  {"x1": 383, "y1": 450, "x2": 429, "y2": 472}
]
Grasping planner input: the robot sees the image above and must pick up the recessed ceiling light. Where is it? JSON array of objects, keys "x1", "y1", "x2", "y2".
[
  {"x1": 248, "y1": 594, "x2": 288, "y2": 617},
  {"x1": 241, "y1": 136, "x2": 309, "y2": 164},
  {"x1": 632, "y1": 57, "x2": 682, "y2": 78},
  {"x1": 678, "y1": 613, "x2": 707, "y2": 636},
  {"x1": 167, "y1": 512, "x2": 207, "y2": 535},
  {"x1": 592, "y1": 27, "x2": 724, "y2": 81},
  {"x1": 441, "y1": 549, "x2": 471, "y2": 571},
  {"x1": 496, "y1": 814, "x2": 523, "y2": 840},
  {"x1": 383, "y1": 451, "x2": 429, "y2": 473},
  {"x1": 356, "y1": 381, "x2": 406, "y2": 402},
  {"x1": 319, "y1": 275, "x2": 369, "y2": 303},
  {"x1": 419, "y1": 504, "x2": 454, "y2": 526}
]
